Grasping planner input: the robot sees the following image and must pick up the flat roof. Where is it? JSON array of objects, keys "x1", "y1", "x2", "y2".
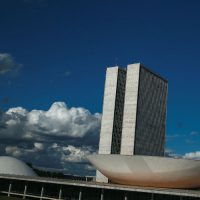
[
  {"x1": 140, "y1": 63, "x2": 168, "y2": 83},
  {"x1": 108, "y1": 63, "x2": 168, "y2": 83},
  {"x1": 0, "y1": 174, "x2": 199, "y2": 198}
]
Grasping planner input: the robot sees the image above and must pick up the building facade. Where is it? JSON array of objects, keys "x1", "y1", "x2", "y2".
[
  {"x1": 1, "y1": 175, "x2": 199, "y2": 200},
  {"x1": 97, "y1": 63, "x2": 168, "y2": 182},
  {"x1": 97, "y1": 67, "x2": 126, "y2": 182}
]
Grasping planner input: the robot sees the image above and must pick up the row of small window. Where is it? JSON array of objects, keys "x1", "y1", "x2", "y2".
[
  {"x1": 141, "y1": 68, "x2": 167, "y2": 84},
  {"x1": 136, "y1": 121, "x2": 165, "y2": 133},
  {"x1": 138, "y1": 89, "x2": 166, "y2": 104}
]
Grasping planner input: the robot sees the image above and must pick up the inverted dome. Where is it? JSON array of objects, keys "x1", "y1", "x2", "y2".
[
  {"x1": 0, "y1": 156, "x2": 37, "y2": 177},
  {"x1": 88, "y1": 154, "x2": 200, "y2": 188}
]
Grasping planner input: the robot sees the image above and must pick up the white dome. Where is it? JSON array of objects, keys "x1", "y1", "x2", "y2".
[{"x1": 0, "y1": 156, "x2": 37, "y2": 177}]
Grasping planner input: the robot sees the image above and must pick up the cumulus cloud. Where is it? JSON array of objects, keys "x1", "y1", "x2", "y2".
[
  {"x1": 4, "y1": 142, "x2": 96, "y2": 175},
  {"x1": 164, "y1": 148, "x2": 173, "y2": 156},
  {"x1": 0, "y1": 102, "x2": 101, "y2": 175},
  {"x1": 164, "y1": 148, "x2": 181, "y2": 158},
  {"x1": 165, "y1": 149, "x2": 200, "y2": 160},
  {"x1": 61, "y1": 145, "x2": 94, "y2": 162},
  {"x1": 0, "y1": 53, "x2": 22, "y2": 76},
  {"x1": 183, "y1": 151, "x2": 200, "y2": 160},
  {"x1": 0, "y1": 102, "x2": 101, "y2": 139}
]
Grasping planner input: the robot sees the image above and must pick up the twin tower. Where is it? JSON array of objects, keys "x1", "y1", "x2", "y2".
[{"x1": 97, "y1": 63, "x2": 168, "y2": 182}]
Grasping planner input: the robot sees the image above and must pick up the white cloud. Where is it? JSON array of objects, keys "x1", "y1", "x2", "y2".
[
  {"x1": 0, "y1": 102, "x2": 101, "y2": 139},
  {"x1": 4, "y1": 142, "x2": 96, "y2": 175},
  {"x1": 34, "y1": 142, "x2": 44, "y2": 150},
  {"x1": 5, "y1": 142, "x2": 44, "y2": 158},
  {"x1": 0, "y1": 53, "x2": 21, "y2": 75},
  {"x1": 0, "y1": 102, "x2": 101, "y2": 175},
  {"x1": 27, "y1": 102, "x2": 101, "y2": 137},
  {"x1": 183, "y1": 151, "x2": 200, "y2": 160},
  {"x1": 7, "y1": 107, "x2": 28, "y2": 116},
  {"x1": 164, "y1": 148, "x2": 173, "y2": 155},
  {"x1": 61, "y1": 145, "x2": 95, "y2": 162},
  {"x1": 5, "y1": 146, "x2": 23, "y2": 157},
  {"x1": 164, "y1": 148, "x2": 181, "y2": 158}
]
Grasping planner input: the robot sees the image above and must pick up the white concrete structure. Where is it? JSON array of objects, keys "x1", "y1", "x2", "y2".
[
  {"x1": 88, "y1": 154, "x2": 200, "y2": 189},
  {"x1": 97, "y1": 63, "x2": 168, "y2": 182},
  {"x1": 98, "y1": 67, "x2": 119, "y2": 155},
  {"x1": 97, "y1": 66, "x2": 126, "y2": 182},
  {"x1": 0, "y1": 156, "x2": 37, "y2": 177},
  {"x1": 121, "y1": 64, "x2": 167, "y2": 156},
  {"x1": 120, "y1": 64, "x2": 140, "y2": 155}
]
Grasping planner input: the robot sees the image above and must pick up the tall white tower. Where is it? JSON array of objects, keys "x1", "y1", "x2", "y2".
[{"x1": 97, "y1": 63, "x2": 168, "y2": 182}]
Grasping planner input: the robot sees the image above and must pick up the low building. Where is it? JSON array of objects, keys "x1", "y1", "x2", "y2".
[{"x1": 0, "y1": 174, "x2": 200, "y2": 200}]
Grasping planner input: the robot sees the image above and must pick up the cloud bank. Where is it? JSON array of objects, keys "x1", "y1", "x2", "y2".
[
  {"x1": 1, "y1": 101, "x2": 199, "y2": 174},
  {"x1": 183, "y1": 151, "x2": 200, "y2": 160},
  {"x1": 0, "y1": 102, "x2": 101, "y2": 175}
]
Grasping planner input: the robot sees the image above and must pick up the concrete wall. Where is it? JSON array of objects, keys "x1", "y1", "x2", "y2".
[
  {"x1": 97, "y1": 67, "x2": 119, "y2": 182},
  {"x1": 98, "y1": 67, "x2": 119, "y2": 155},
  {"x1": 120, "y1": 64, "x2": 140, "y2": 155},
  {"x1": 97, "y1": 67, "x2": 127, "y2": 182}
]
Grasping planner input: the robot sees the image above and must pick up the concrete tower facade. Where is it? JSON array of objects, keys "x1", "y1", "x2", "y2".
[
  {"x1": 97, "y1": 63, "x2": 168, "y2": 182},
  {"x1": 98, "y1": 67, "x2": 126, "y2": 156},
  {"x1": 120, "y1": 64, "x2": 168, "y2": 156},
  {"x1": 97, "y1": 67, "x2": 126, "y2": 182}
]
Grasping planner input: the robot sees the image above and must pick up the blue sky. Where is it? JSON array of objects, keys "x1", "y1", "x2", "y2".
[{"x1": 0, "y1": 0, "x2": 200, "y2": 174}]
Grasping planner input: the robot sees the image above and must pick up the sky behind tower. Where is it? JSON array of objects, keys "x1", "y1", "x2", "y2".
[{"x1": 0, "y1": 0, "x2": 200, "y2": 174}]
